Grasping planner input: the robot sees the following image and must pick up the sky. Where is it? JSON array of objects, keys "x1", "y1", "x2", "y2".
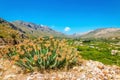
[{"x1": 0, "y1": 0, "x2": 120, "y2": 34}]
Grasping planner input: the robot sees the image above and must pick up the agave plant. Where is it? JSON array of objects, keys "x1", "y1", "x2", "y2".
[{"x1": 3, "y1": 36, "x2": 81, "y2": 72}]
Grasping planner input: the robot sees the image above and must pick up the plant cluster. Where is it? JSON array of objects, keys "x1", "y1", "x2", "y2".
[{"x1": 0, "y1": 36, "x2": 81, "y2": 72}]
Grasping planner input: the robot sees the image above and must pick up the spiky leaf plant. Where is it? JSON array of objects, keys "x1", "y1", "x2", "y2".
[{"x1": 2, "y1": 36, "x2": 81, "y2": 72}]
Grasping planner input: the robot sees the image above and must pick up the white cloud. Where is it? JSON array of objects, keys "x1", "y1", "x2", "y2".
[
  {"x1": 64, "y1": 27, "x2": 71, "y2": 32},
  {"x1": 40, "y1": 24, "x2": 44, "y2": 27}
]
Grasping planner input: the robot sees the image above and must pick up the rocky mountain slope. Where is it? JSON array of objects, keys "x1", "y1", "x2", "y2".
[
  {"x1": 79, "y1": 28, "x2": 120, "y2": 39},
  {"x1": 12, "y1": 20, "x2": 65, "y2": 38},
  {"x1": 0, "y1": 18, "x2": 27, "y2": 45},
  {"x1": 0, "y1": 18, "x2": 66, "y2": 45},
  {"x1": 1, "y1": 17, "x2": 120, "y2": 40}
]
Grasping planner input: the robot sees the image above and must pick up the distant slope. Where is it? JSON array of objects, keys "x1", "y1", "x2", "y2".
[
  {"x1": 0, "y1": 18, "x2": 26, "y2": 45},
  {"x1": 80, "y1": 28, "x2": 120, "y2": 39},
  {"x1": 12, "y1": 21, "x2": 65, "y2": 38}
]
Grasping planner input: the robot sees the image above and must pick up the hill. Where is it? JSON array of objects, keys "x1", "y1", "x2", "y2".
[
  {"x1": 12, "y1": 20, "x2": 65, "y2": 38},
  {"x1": 0, "y1": 18, "x2": 66, "y2": 45},
  {"x1": 0, "y1": 18, "x2": 26, "y2": 45},
  {"x1": 79, "y1": 28, "x2": 120, "y2": 39}
]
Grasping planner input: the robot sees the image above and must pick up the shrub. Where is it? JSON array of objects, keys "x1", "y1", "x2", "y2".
[{"x1": 2, "y1": 37, "x2": 81, "y2": 72}]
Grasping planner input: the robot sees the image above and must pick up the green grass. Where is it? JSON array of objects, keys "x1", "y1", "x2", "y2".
[{"x1": 77, "y1": 40, "x2": 120, "y2": 66}]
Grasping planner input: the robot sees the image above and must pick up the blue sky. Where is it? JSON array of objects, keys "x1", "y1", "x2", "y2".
[{"x1": 0, "y1": 0, "x2": 120, "y2": 34}]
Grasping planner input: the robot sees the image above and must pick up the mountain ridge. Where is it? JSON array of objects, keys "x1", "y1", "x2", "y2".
[
  {"x1": 78, "y1": 28, "x2": 120, "y2": 39},
  {"x1": 11, "y1": 20, "x2": 66, "y2": 38},
  {"x1": 1, "y1": 18, "x2": 120, "y2": 40}
]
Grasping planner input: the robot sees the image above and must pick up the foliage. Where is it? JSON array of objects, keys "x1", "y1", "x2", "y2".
[{"x1": 0, "y1": 36, "x2": 81, "y2": 72}]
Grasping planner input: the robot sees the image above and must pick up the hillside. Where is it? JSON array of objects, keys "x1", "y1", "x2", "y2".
[
  {"x1": 0, "y1": 18, "x2": 26, "y2": 45},
  {"x1": 79, "y1": 28, "x2": 120, "y2": 39},
  {"x1": 12, "y1": 21, "x2": 65, "y2": 38},
  {"x1": 0, "y1": 18, "x2": 120, "y2": 80},
  {"x1": 0, "y1": 18, "x2": 66, "y2": 45}
]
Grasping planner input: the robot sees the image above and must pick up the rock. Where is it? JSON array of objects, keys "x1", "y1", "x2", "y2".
[
  {"x1": 3, "y1": 74, "x2": 16, "y2": 80},
  {"x1": 116, "y1": 75, "x2": 120, "y2": 79},
  {"x1": 0, "y1": 59, "x2": 120, "y2": 80},
  {"x1": 73, "y1": 67, "x2": 79, "y2": 71},
  {"x1": 87, "y1": 73, "x2": 93, "y2": 78},
  {"x1": 103, "y1": 71, "x2": 108, "y2": 76},
  {"x1": 97, "y1": 65, "x2": 104, "y2": 69},
  {"x1": 0, "y1": 65, "x2": 4, "y2": 70},
  {"x1": 111, "y1": 50, "x2": 118, "y2": 55}
]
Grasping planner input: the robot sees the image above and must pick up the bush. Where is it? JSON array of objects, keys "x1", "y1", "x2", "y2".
[{"x1": 2, "y1": 37, "x2": 81, "y2": 72}]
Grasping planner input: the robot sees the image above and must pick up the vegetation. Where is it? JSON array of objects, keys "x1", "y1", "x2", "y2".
[
  {"x1": 0, "y1": 18, "x2": 120, "y2": 74},
  {"x1": 0, "y1": 24, "x2": 23, "y2": 45},
  {"x1": 76, "y1": 39, "x2": 120, "y2": 66},
  {"x1": 0, "y1": 24, "x2": 19, "y2": 39},
  {"x1": 0, "y1": 36, "x2": 81, "y2": 72}
]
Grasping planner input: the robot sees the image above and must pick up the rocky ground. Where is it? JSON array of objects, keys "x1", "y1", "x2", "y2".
[{"x1": 0, "y1": 58, "x2": 120, "y2": 80}]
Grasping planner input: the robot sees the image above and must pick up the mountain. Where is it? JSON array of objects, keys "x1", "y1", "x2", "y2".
[
  {"x1": 0, "y1": 18, "x2": 26, "y2": 34},
  {"x1": 0, "y1": 18, "x2": 27, "y2": 45},
  {"x1": 79, "y1": 28, "x2": 120, "y2": 39},
  {"x1": 0, "y1": 18, "x2": 66, "y2": 45},
  {"x1": 12, "y1": 20, "x2": 65, "y2": 38},
  {"x1": 1, "y1": 17, "x2": 120, "y2": 41}
]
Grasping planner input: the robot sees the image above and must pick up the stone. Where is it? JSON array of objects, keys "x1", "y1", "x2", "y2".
[
  {"x1": 87, "y1": 73, "x2": 93, "y2": 78},
  {"x1": 3, "y1": 74, "x2": 16, "y2": 80},
  {"x1": 116, "y1": 75, "x2": 120, "y2": 79},
  {"x1": 0, "y1": 65, "x2": 4, "y2": 70},
  {"x1": 97, "y1": 65, "x2": 104, "y2": 69}
]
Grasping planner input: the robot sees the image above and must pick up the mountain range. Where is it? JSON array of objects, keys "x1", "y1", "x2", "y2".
[
  {"x1": 0, "y1": 18, "x2": 120, "y2": 41},
  {"x1": 12, "y1": 20, "x2": 65, "y2": 38},
  {"x1": 0, "y1": 18, "x2": 66, "y2": 45},
  {"x1": 0, "y1": 18, "x2": 65, "y2": 38},
  {"x1": 77, "y1": 28, "x2": 120, "y2": 39}
]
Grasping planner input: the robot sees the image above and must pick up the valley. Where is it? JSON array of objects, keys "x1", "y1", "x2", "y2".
[{"x1": 0, "y1": 18, "x2": 120, "y2": 80}]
